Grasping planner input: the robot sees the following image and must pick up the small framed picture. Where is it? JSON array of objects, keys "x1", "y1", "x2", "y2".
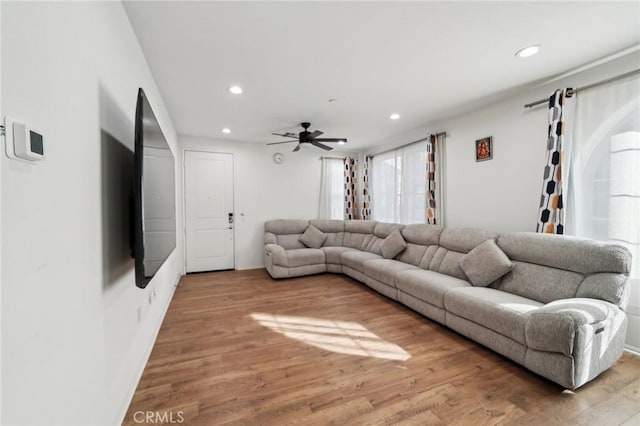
[{"x1": 475, "y1": 137, "x2": 493, "y2": 162}]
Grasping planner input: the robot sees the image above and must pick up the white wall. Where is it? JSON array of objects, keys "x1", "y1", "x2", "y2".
[
  {"x1": 181, "y1": 136, "x2": 356, "y2": 269},
  {"x1": 1, "y1": 3, "x2": 183, "y2": 425},
  {"x1": 367, "y1": 51, "x2": 640, "y2": 350}
]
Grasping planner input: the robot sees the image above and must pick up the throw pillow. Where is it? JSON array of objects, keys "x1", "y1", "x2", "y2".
[
  {"x1": 380, "y1": 229, "x2": 407, "y2": 259},
  {"x1": 459, "y1": 239, "x2": 514, "y2": 287},
  {"x1": 299, "y1": 225, "x2": 328, "y2": 249}
]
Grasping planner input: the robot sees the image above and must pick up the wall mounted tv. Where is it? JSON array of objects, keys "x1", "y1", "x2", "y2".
[{"x1": 133, "y1": 88, "x2": 176, "y2": 288}]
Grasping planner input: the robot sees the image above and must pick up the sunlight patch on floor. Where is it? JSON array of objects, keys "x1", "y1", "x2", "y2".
[{"x1": 250, "y1": 313, "x2": 411, "y2": 361}]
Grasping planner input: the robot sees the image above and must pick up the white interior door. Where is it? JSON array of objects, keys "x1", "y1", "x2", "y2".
[{"x1": 185, "y1": 151, "x2": 234, "y2": 272}]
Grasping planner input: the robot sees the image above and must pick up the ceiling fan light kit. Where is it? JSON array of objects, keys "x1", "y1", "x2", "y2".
[{"x1": 267, "y1": 122, "x2": 348, "y2": 152}]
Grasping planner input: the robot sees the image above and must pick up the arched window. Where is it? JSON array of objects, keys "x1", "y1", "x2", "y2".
[{"x1": 567, "y1": 75, "x2": 639, "y2": 349}]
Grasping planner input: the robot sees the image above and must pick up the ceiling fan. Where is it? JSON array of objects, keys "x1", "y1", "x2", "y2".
[{"x1": 267, "y1": 122, "x2": 347, "y2": 152}]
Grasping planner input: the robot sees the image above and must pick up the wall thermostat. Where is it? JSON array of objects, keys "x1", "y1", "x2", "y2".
[{"x1": 4, "y1": 116, "x2": 45, "y2": 162}]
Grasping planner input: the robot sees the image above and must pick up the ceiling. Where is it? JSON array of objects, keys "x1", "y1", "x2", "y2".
[{"x1": 123, "y1": 1, "x2": 640, "y2": 151}]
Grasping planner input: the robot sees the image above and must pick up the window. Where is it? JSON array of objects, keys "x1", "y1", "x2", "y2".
[
  {"x1": 568, "y1": 76, "x2": 639, "y2": 333},
  {"x1": 318, "y1": 158, "x2": 345, "y2": 220},
  {"x1": 371, "y1": 143, "x2": 427, "y2": 224},
  {"x1": 573, "y1": 130, "x2": 640, "y2": 274}
]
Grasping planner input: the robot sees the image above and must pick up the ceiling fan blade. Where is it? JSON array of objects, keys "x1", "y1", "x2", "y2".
[
  {"x1": 293, "y1": 144, "x2": 301, "y2": 152},
  {"x1": 311, "y1": 141, "x2": 333, "y2": 151},
  {"x1": 314, "y1": 138, "x2": 347, "y2": 143},
  {"x1": 267, "y1": 140, "x2": 298, "y2": 145},
  {"x1": 307, "y1": 130, "x2": 324, "y2": 140},
  {"x1": 272, "y1": 132, "x2": 298, "y2": 138}
]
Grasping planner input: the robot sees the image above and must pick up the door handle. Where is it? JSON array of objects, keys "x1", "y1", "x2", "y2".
[{"x1": 228, "y1": 212, "x2": 234, "y2": 224}]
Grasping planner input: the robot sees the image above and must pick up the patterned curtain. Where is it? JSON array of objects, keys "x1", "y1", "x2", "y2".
[
  {"x1": 361, "y1": 156, "x2": 372, "y2": 220},
  {"x1": 426, "y1": 134, "x2": 438, "y2": 224},
  {"x1": 537, "y1": 88, "x2": 575, "y2": 234},
  {"x1": 344, "y1": 156, "x2": 358, "y2": 220}
]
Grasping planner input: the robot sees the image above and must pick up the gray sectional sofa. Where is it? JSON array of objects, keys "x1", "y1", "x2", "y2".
[{"x1": 263, "y1": 219, "x2": 632, "y2": 389}]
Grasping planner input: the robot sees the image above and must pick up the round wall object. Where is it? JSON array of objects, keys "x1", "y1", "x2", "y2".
[{"x1": 273, "y1": 152, "x2": 284, "y2": 164}]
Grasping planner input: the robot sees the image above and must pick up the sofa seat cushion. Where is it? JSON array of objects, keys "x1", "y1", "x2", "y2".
[
  {"x1": 321, "y1": 246, "x2": 358, "y2": 264},
  {"x1": 525, "y1": 298, "x2": 621, "y2": 356},
  {"x1": 341, "y1": 251, "x2": 382, "y2": 273},
  {"x1": 396, "y1": 270, "x2": 471, "y2": 308},
  {"x1": 444, "y1": 287, "x2": 543, "y2": 344},
  {"x1": 363, "y1": 259, "x2": 419, "y2": 287},
  {"x1": 284, "y1": 248, "x2": 325, "y2": 268}
]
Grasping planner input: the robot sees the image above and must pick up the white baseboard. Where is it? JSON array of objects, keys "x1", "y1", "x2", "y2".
[
  {"x1": 116, "y1": 272, "x2": 182, "y2": 425},
  {"x1": 624, "y1": 345, "x2": 640, "y2": 355}
]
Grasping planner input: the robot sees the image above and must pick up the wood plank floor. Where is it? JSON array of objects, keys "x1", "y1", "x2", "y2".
[{"x1": 124, "y1": 270, "x2": 640, "y2": 425}]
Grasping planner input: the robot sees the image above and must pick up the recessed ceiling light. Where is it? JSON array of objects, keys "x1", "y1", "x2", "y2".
[
  {"x1": 515, "y1": 45, "x2": 540, "y2": 58},
  {"x1": 390, "y1": 113, "x2": 400, "y2": 120},
  {"x1": 338, "y1": 140, "x2": 345, "y2": 145},
  {"x1": 228, "y1": 85, "x2": 243, "y2": 95},
  {"x1": 222, "y1": 128, "x2": 231, "y2": 134}
]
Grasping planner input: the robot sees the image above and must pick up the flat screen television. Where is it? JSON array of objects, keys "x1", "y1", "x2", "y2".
[{"x1": 133, "y1": 88, "x2": 176, "y2": 288}]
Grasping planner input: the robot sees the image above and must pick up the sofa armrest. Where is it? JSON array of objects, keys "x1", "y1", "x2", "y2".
[
  {"x1": 525, "y1": 298, "x2": 621, "y2": 356},
  {"x1": 265, "y1": 244, "x2": 288, "y2": 267}
]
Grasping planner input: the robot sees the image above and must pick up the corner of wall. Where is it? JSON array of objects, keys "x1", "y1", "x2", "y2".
[{"x1": 0, "y1": 1, "x2": 4, "y2": 421}]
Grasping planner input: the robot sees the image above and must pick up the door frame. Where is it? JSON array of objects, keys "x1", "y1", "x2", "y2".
[{"x1": 182, "y1": 149, "x2": 236, "y2": 273}]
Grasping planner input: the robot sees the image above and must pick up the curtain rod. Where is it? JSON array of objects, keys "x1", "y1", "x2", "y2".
[
  {"x1": 370, "y1": 132, "x2": 447, "y2": 158},
  {"x1": 524, "y1": 68, "x2": 640, "y2": 108},
  {"x1": 319, "y1": 155, "x2": 346, "y2": 161}
]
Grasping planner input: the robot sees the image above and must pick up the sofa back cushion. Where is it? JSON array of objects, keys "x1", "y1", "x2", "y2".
[
  {"x1": 264, "y1": 219, "x2": 309, "y2": 250},
  {"x1": 361, "y1": 222, "x2": 404, "y2": 256},
  {"x1": 429, "y1": 248, "x2": 468, "y2": 280},
  {"x1": 442, "y1": 251, "x2": 472, "y2": 280},
  {"x1": 426, "y1": 228, "x2": 498, "y2": 280},
  {"x1": 401, "y1": 224, "x2": 443, "y2": 245},
  {"x1": 391, "y1": 224, "x2": 441, "y2": 266},
  {"x1": 276, "y1": 234, "x2": 306, "y2": 250},
  {"x1": 310, "y1": 219, "x2": 345, "y2": 247},
  {"x1": 496, "y1": 232, "x2": 632, "y2": 308},
  {"x1": 497, "y1": 232, "x2": 631, "y2": 275},
  {"x1": 343, "y1": 220, "x2": 377, "y2": 250},
  {"x1": 418, "y1": 245, "x2": 440, "y2": 269},
  {"x1": 397, "y1": 243, "x2": 428, "y2": 267},
  {"x1": 365, "y1": 237, "x2": 383, "y2": 255},
  {"x1": 374, "y1": 222, "x2": 403, "y2": 238},
  {"x1": 265, "y1": 219, "x2": 309, "y2": 235},
  {"x1": 577, "y1": 273, "x2": 630, "y2": 309},
  {"x1": 439, "y1": 228, "x2": 498, "y2": 252},
  {"x1": 493, "y1": 261, "x2": 583, "y2": 304}
]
